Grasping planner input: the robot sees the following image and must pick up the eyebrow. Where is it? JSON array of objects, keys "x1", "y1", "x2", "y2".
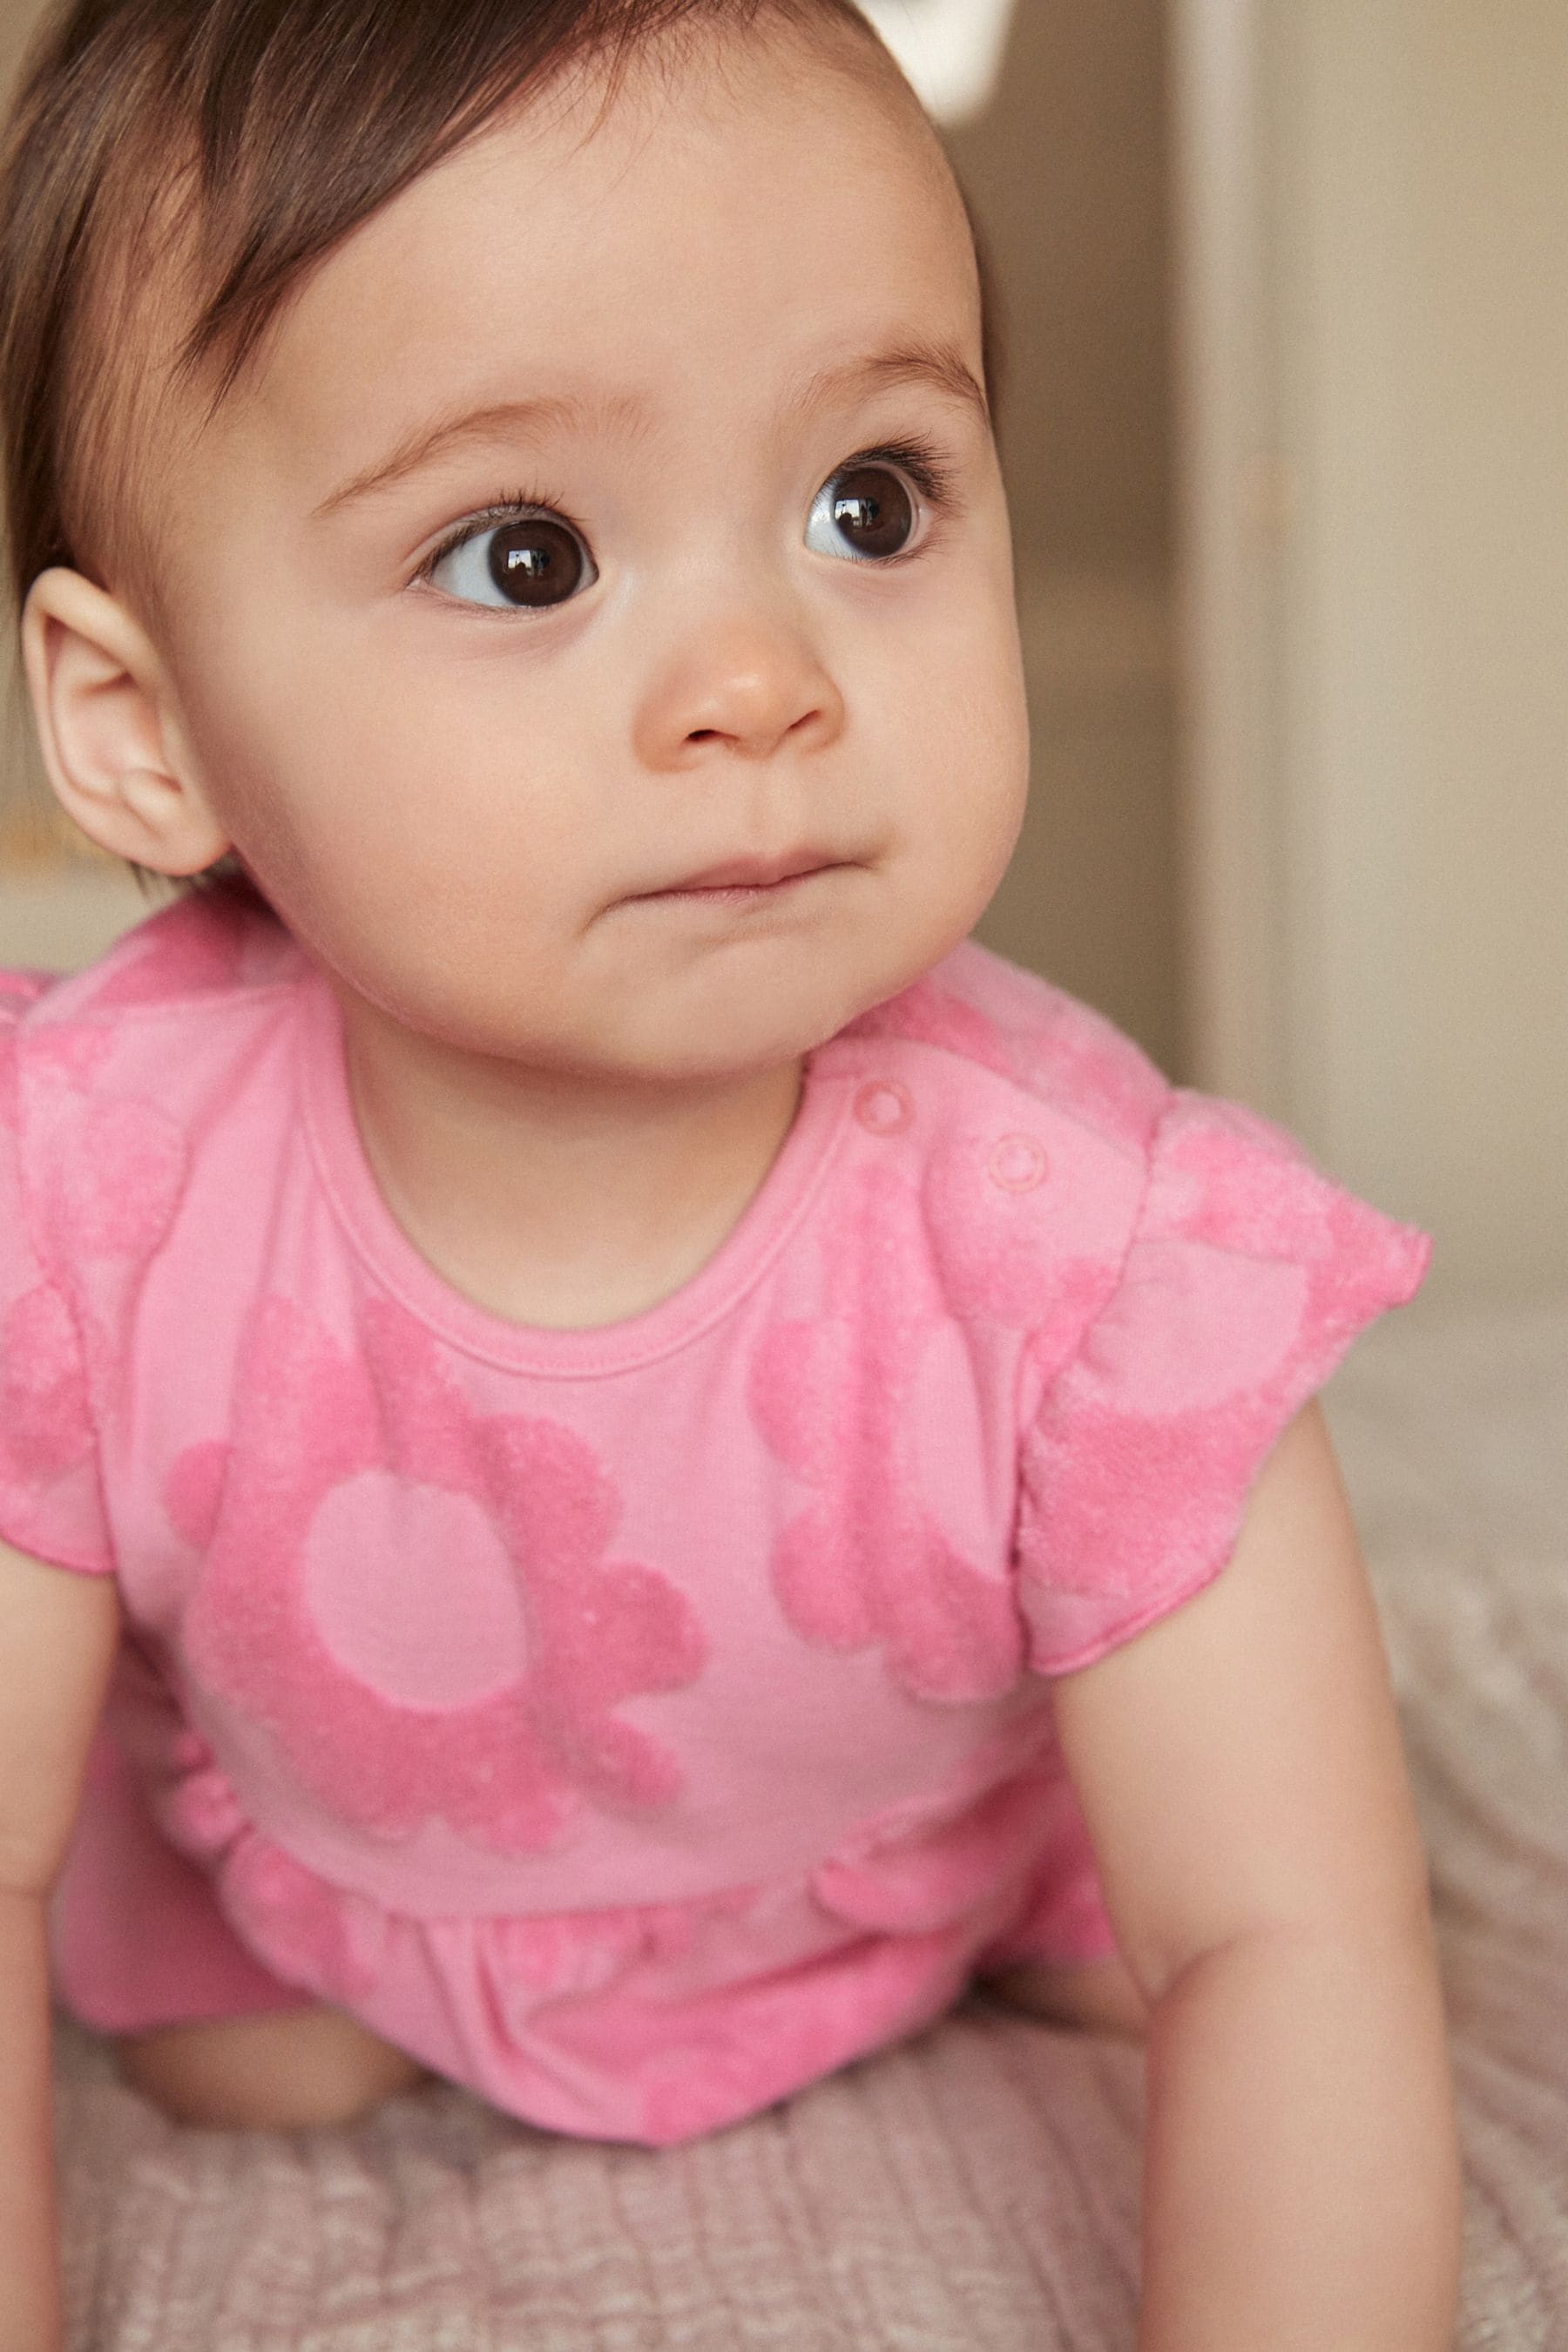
[
  {"x1": 309, "y1": 340, "x2": 990, "y2": 522},
  {"x1": 310, "y1": 390, "x2": 637, "y2": 521},
  {"x1": 798, "y1": 341, "x2": 990, "y2": 432}
]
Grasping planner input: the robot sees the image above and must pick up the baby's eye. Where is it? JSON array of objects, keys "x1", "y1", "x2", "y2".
[
  {"x1": 425, "y1": 510, "x2": 598, "y2": 611},
  {"x1": 805, "y1": 461, "x2": 924, "y2": 564}
]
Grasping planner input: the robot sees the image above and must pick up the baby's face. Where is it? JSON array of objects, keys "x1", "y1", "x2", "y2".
[{"x1": 153, "y1": 20, "x2": 1029, "y2": 1081}]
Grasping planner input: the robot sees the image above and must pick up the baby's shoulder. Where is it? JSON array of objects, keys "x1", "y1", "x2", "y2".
[
  {"x1": 817, "y1": 943, "x2": 1423, "y2": 1362},
  {"x1": 834, "y1": 938, "x2": 1172, "y2": 1157},
  {"x1": 808, "y1": 945, "x2": 1176, "y2": 1347},
  {"x1": 4, "y1": 886, "x2": 302, "y2": 1072},
  {"x1": 1, "y1": 887, "x2": 307, "y2": 1194}
]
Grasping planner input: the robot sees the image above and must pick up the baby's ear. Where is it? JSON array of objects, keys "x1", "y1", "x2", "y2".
[{"x1": 19, "y1": 568, "x2": 230, "y2": 877}]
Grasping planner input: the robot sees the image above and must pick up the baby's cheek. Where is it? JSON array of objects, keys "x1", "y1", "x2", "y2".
[
  {"x1": 903, "y1": 649, "x2": 1028, "y2": 883},
  {"x1": 899, "y1": 755, "x2": 1028, "y2": 957}
]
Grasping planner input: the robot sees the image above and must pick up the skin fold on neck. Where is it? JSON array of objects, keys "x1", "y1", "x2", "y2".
[{"x1": 339, "y1": 985, "x2": 808, "y2": 1329}]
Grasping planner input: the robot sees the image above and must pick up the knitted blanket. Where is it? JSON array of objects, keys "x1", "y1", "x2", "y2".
[{"x1": 54, "y1": 1296, "x2": 1568, "y2": 2349}]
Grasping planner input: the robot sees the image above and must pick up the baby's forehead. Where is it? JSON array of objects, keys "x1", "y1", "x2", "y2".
[
  {"x1": 286, "y1": 17, "x2": 956, "y2": 313},
  {"x1": 213, "y1": 30, "x2": 976, "y2": 493}
]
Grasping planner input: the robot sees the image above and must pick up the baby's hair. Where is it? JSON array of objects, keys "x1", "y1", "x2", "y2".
[{"x1": 0, "y1": 0, "x2": 1001, "y2": 639}]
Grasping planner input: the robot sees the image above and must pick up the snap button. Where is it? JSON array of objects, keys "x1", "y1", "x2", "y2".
[
  {"x1": 855, "y1": 1079, "x2": 913, "y2": 1135},
  {"x1": 988, "y1": 1132, "x2": 1049, "y2": 1192}
]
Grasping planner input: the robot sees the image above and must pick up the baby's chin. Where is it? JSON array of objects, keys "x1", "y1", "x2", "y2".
[
  {"x1": 508, "y1": 965, "x2": 911, "y2": 1092},
  {"x1": 574, "y1": 984, "x2": 887, "y2": 1091},
  {"x1": 578, "y1": 938, "x2": 994, "y2": 1090}
]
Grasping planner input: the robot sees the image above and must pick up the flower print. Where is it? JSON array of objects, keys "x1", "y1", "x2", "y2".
[
  {"x1": 0, "y1": 1024, "x2": 179, "y2": 1514},
  {"x1": 0, "y1": 980, "x2": 51, "y2": 1105},
  {"x1": 501, "y1": 1878, "x2": 961, "y2": 2146},
  {"x1": 748, "y1": 1163, "x2": 1024, "y2": 1703},
  {"x1": 845, "y1": 950, "x2": 1166, "y2": 1154},
  {"x1": 0, "y1": 1281, "x2": 95, "y2": 1484},
  {"x1": 1146, "y1": 1092, "x2": 1335, "y2": 1262},
  {"x1": 59, "y1": 1095, "x2": 187, "y2": 1261},
  {"x1": 171, "y1": 1294, "x2": 707, "y2": 1855},
  {"x1": 22, "y1": 1025, "x2": 118, "y2": 1114},
  {"x1": 1014, "y1": 1095, "x2": 1429, "y2": 1673},
  {"x1": 487, "y1": 1883, "x2": 758, "y2": 2013},
  {"x1": 0, "y1": 974, "x2": 50, "y2": 1022},
  {"x1": 844, "y1": 970, "x2": 1014, "y2": 1078},
  {"x1": 918, "y1": 1119, "x2": 1125, "y2": 1356},
  {"x1": 79, "y1": 888, "x2": 253, "y2": 1012},
  {"x1": 220, "y1": 1828, "x2": 387, "y2": 2001},
  {"x1": 628, "y1": 1919, "x2": 966, "y2": 2145}
]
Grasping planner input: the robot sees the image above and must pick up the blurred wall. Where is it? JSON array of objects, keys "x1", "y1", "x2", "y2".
[
  {"x1": 1264, "y1": 0, "x2": 1566, "y2": 1295},
  {"x1": 950, "y1": 0, "x2": 1182, "y2": 1075},
  {"x1": 947, "y1": 0, "x2": 1173, "y2": 574}
]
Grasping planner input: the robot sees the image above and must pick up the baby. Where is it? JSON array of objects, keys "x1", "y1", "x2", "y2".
[{"x1": 0, "y1": 0, "x2": 1462, "y2": 2344}]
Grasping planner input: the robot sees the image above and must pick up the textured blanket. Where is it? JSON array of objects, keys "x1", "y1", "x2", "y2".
[{"x1": 54, "y1": 1296, "x2": 1568, "y2": 2349}]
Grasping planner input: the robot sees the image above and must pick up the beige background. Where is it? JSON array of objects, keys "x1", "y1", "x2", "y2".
[
  {"x1": 1275, "y1": 0, "x2": 1567, "y2": 1296},
  {"x1": 1174, "y1": 0, "x2": 1567, "y2": 1295},
  {"x1": 950, "y1": 0, "x2": 1179, "y2": 1077}
]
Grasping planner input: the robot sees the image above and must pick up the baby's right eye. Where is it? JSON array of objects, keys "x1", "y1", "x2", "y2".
[{"x1": 424, "y1": 507, "x2": 598, "y2": 612}]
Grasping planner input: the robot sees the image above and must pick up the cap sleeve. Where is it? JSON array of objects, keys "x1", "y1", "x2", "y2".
[
  {"x1": 1015, "y1": 1089, "x2": 1429, "y2": 1677},
  {"x1": 0, "y1": 997, "x2": 115, "y2": 1572}
]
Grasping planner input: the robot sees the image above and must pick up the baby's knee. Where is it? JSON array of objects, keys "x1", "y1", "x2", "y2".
[{"x1": 116, "y1": 2003, "x2": 431, "y2": 2129}]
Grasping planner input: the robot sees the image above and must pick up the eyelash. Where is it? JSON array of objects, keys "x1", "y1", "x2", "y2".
[
  {"x1": 840, "y1": 436, "x2": 960, "y2": 517},
  {"x1": 412, "y1": 435, "x2": 962, "y2": 586},
  {"x1": 417, "y1": 488, "x2": 585, "y2": 583}
]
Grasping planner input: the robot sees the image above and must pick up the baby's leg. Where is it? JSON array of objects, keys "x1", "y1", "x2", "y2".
[
  {"x1": 117, "y1": 2005, "x2": 431, "y2": 2128},
  {"x1": 980, "y1": 1952, "x2": 1151, "y2": 2040}
]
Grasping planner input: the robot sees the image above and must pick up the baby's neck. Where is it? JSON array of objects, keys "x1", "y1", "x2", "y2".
[{"x1": 336, "y1": 993, "x2": 807, "y2": 1330}]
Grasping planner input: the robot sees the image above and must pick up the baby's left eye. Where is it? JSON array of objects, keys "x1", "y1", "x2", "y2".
[{"x1": 805, "y1": 462, "x2": 925, "y2": 564}]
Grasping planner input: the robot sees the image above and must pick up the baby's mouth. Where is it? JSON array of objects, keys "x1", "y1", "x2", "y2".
[{"x1": 628, "y1": 848, "x2": 848, "y2": 902}]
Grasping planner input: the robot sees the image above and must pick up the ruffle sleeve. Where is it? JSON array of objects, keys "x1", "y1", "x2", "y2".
[
  {"x1": 1015, "y1": 1088, "x2": 1429, "y2": 1676},
  {"x1": 0, "y1": 982, "x2": 115, "y2": 1572}
]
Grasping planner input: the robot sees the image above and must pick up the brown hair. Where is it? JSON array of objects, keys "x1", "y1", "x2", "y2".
[{"x1": 0, "y1": 0, "x2": 999, "y2": 632}]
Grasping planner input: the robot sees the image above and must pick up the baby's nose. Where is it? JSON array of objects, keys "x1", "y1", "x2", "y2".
[{"x1": 632, "y1": 609, "x2": 846, "y2": 770}]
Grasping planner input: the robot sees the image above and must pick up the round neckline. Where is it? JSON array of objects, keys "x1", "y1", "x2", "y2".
[{"x1": 294, "y1": 966, "x2": 853, "y2": 1378}]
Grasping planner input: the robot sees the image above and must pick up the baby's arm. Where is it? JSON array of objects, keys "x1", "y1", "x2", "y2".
[
  {"x1": 1051, "y1": 1402, "x2": 1462, "y2": 2352},
  {"x1": 0, "y1": 1536, "x2": 119, "y2": 2352}
]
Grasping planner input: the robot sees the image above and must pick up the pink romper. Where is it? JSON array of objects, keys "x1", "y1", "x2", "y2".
[{"x1": 0, "y1": 893, "x2": 1429, "y2": 2146}]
